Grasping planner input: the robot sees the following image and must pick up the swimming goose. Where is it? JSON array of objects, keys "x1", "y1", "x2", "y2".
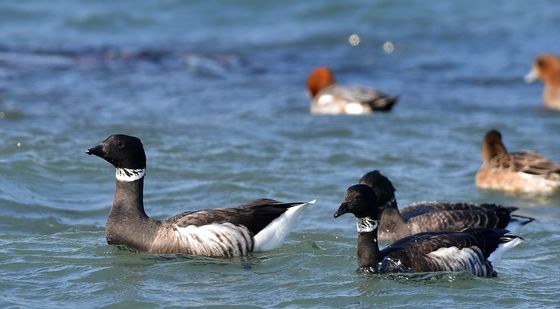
[
  {"x1": 359, "y1": 170, "x2": 534, "y2": 241},
  {"x1": 86, "y1": 134, "x2": 314, "y2": 257},
  {"x1": 334, "y1": 184, "x2": 523, "y2": 277},
  {"x1": 525, "y1": 54, "x2": 560, "y2": 110},
  {"x1": 475, "y1": 129, "x2": 560, "y2": 194},
  {"x1": 307, "y1": 67, "x2": 398, "y2": 115}
]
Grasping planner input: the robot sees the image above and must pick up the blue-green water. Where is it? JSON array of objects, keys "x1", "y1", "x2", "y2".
[{"x1": 1, "y1": 1, "x2": 560, "y2": 307}]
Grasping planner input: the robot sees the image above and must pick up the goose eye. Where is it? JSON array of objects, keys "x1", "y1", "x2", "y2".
[
  {"x1": 537, "y1": 59, "x2": 545, "y2": 68},
  {"x1": 117, "y1": 142, "x2": 124, "y2": 149}
]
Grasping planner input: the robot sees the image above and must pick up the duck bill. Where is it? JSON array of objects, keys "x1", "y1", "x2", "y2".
[
  {"x1": 524, "y1": 67, "x2": 538, "y2": 83},
  {"x1": 334, "y1": 202, "x2": 350, "y2": 218},
  {"x1": 86, "y1": 144, "x2": 105, "y2": 157}
]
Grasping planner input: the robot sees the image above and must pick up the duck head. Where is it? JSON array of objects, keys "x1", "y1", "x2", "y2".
[
  {"x1": 482, "y1": 129, "x2": 507, "y2": 162},
  {"x1": 525, "y1": 54, "x2": 560, "y2": 84},
  {"x1": 307, "y1": 67, "x2": 335, "y2": 98}
]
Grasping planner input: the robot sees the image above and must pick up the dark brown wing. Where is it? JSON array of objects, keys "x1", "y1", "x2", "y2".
[
  {"x1": 235, "y1": 198, "x2": 283, "y2": 208},
  {"x1": 401, "y1": 202, "x2": 516, "y2": 218},
  {"x1": 379, "y1": 229, "x2": 515, "y2": 275},
  {"x1": 491, "y1": 151, "x2": 560, "y2": 178},
  {"x1": 400, "y1": 202, "x2": 516, "y2": 230},
  {"x1": 332, "y1": 85, "x2": 398, "y2": 111},
  {"x1": 165, "y1": 201, "x2": 304, "y2": 235},
  {"x1": 383, "y1": 229, "x2": 510, "y2": 259}
]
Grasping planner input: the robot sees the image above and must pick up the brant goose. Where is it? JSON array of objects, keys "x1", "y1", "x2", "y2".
[
  {"x1": 525, "y1": 54, "x2": 560, "y2": 110},
  {"x1": 86, "y1": 134, "x2": 314, "y2": 257},
  {"x1": 475, "y1": 129, "x2": 560, "y2": 194},
  {"x1": 359, "y1": 170, "x2": 534, "y2": 241},
  {"x1": 307, "y1": 67, "x2": 398, "y2": 115},
  {"x1": 334, "y1": 184, "x2": 523, "y2": 277}
]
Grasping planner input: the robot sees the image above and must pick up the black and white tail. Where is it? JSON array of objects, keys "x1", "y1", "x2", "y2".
[
  {"x1": 506, "y1": 215, "x2": 535, "y2": 234},
  {"x1": 253, "y1": 200, "x2": 316, "y2": 252}
]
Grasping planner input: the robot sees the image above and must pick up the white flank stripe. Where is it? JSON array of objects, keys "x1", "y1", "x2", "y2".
[
  {"x1": 115, "y1": 168, "x2": 145, "y2": 182},
  {"x1": 253, "y1": 200, "x2": 316, "y2": 252},
  {"x1": 427, "y1": 246, "x2": 486, "y2": 275},
  {"x1": 488, "y1": 237, "x2": 523, "y2": 264},
  {"x1": 173, "y1": 222, "x2": 251, "y2": 257}
]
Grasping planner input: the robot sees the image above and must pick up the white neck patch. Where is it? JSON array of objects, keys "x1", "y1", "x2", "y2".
[
  {"x1": 357, "y1": 217, "x2": 378, "y2": 233},
  {"x1": 115, "y1": 168, "x2": 145, "y2": 182}
]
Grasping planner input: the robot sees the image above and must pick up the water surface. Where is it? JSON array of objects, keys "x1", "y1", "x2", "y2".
[{"x1": 1, "y1": 1, "x2": 560, "y2": 307}]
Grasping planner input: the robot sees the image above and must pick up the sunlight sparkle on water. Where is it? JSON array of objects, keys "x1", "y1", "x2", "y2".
[
  {"x1": 348, "y1": 34, "x2": 360, "y2": 46},
  {"x1": 383, "y1": 41, "x2": 395, "y2": 54}
]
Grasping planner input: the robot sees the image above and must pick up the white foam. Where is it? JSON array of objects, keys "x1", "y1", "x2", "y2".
[{"x1": 253, "y1": 200, "x2": 315, "y2": 252}]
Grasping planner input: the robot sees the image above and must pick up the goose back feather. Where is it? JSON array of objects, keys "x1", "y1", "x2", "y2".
[{"x1": 359, "y1": 170, "x2": 534, "y2": 241}]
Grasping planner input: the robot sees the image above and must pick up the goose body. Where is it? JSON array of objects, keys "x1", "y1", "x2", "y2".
[
  {"x1": 475, "y1": 130, "x2": 560, "y2": 194},
  {"x1": 87, "y1": 134, "x2": 314, "y2": 257},
  {"x1": 307, "y1": 67, "x2": 398, "y2": 115},
  {"x1": 377, "y1": 229, "x2": 521, "y2": 276},
  {"x1": 359, "y1": 171, "x2": 534, "y2": 241},
  {"x1": 148, "y1": 200, "x2": 313, "y2": 256},
  {"x1": 335, "y1": 184, "x2": 523, "y2": 277}
]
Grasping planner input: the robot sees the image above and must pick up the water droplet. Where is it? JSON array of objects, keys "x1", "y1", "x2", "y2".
[
  {"x1": 348, "y1": 34, "x2": 361, "y2": 46},
  {"x1": 383, "y1": 41, "x2": 395, "y2": 54},
  {"x1": 16, "y1": 142, "x2": 22, "y2": 147}
]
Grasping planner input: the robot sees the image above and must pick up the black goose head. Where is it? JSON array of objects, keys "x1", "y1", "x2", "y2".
[
  {"x1": 358, "y1": 170, "x2": 396, "y2": 211},
  {"x1": 334, "y1": 184, "x2": 379, "y2": 219},
  {"x1": 86, "y1": 134, "x2": 146, "y2": 169}
]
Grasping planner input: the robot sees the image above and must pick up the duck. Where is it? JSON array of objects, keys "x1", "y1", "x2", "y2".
[
  {"x1": 306, "y1": 67, "x2": 398, "y2": 115},
  {"x1": 475, "y1": 129, "x2": 560, "y2": 194},
  {"x1": 334, "y1": 184, "x2": 523, "y2": 277},
  {"x1": 358, "y1": 170, "x2": 534, "y2": 242},
  {"x1": 524, "y1": 54, "x2": 560, "y2": 110},
  {"x1": 86, "y1": 134, "x2": 315, "y2": 257}
]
